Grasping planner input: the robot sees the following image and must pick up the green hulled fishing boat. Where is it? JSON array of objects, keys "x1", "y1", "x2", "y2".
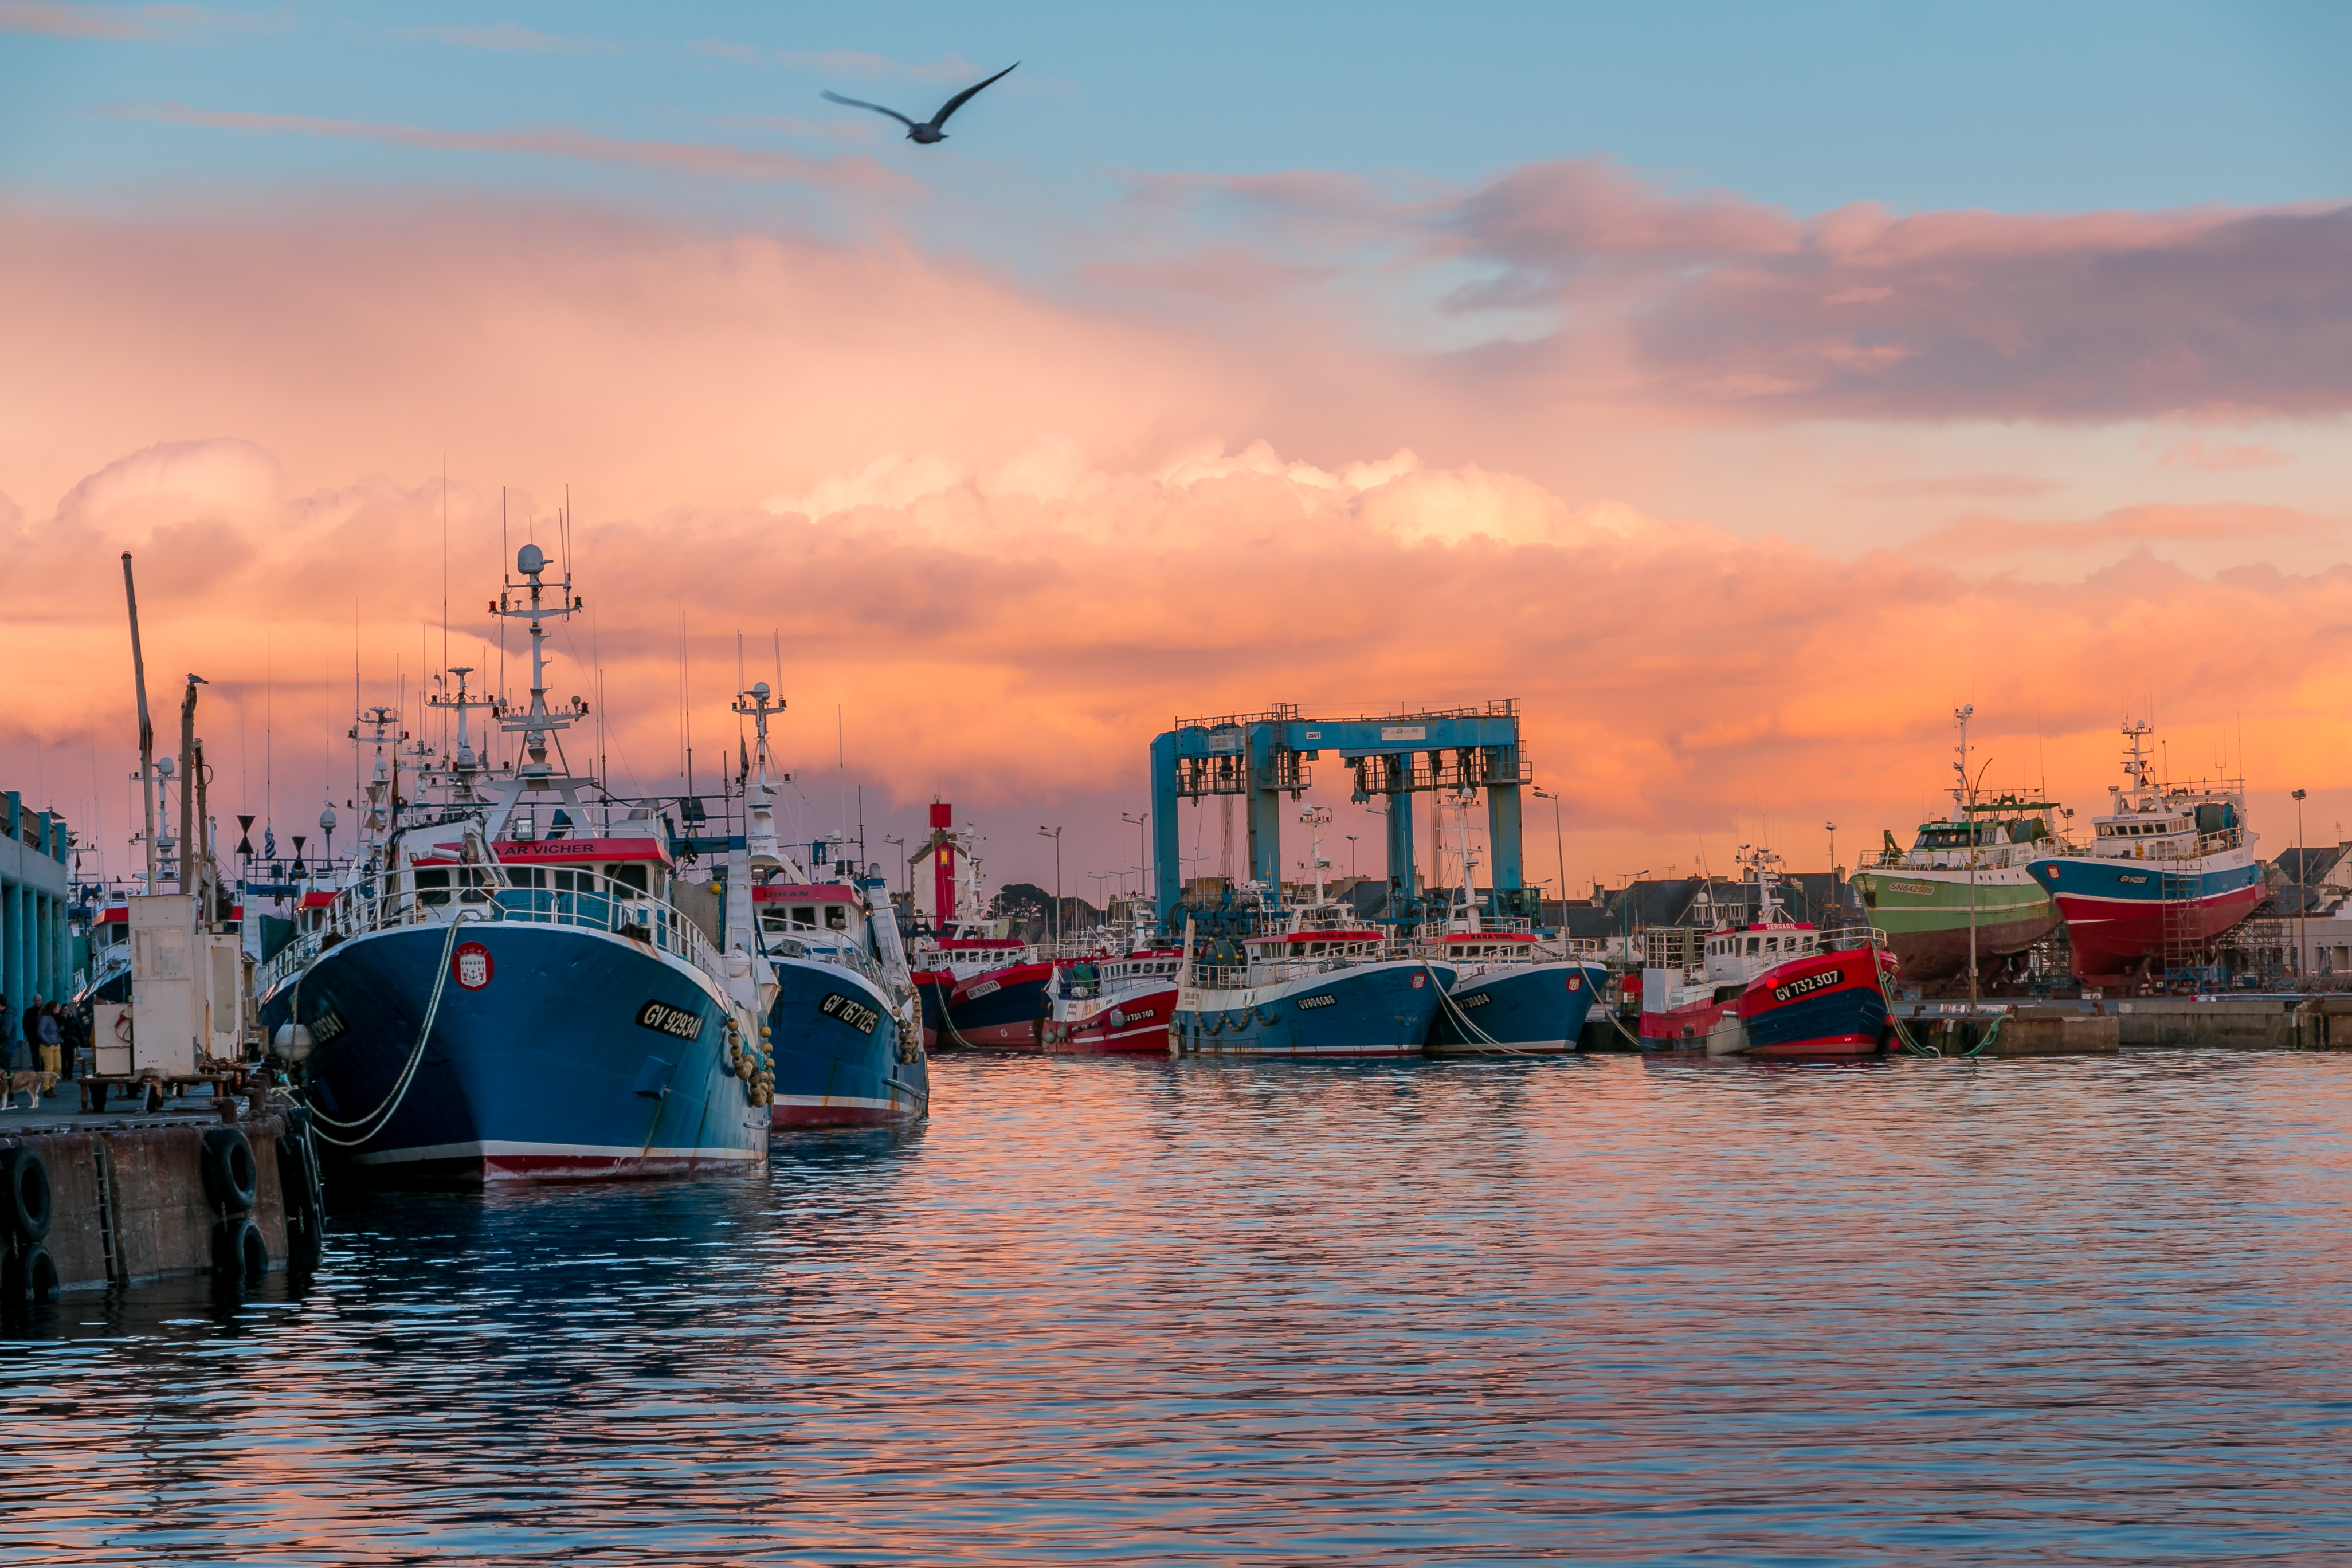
[{"x1": 1848, "y1": 709, "x2": 2068, "y2": 983}]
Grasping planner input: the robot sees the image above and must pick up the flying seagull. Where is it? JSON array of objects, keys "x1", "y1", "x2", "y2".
[{"x1": 822, "y1": 62, "x2": 1018, "y2": 144}]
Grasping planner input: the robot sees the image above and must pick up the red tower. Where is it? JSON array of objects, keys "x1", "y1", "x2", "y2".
[{"x1": 930, "y1": 801, "x2": 956, "y2": 931}]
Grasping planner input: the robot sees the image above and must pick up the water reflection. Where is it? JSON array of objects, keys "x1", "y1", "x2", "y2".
[{"x1": 6, "y1": 1052, "x2": 2352, "y2": 1563}]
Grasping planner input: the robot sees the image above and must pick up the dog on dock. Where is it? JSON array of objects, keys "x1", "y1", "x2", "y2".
[{"x1": 5, "y1": 1071, "x2": 60, "y2": 1111}]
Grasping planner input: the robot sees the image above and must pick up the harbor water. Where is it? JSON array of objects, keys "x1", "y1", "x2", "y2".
[{"x1": 9, "y1": 1050, "x2": 2352, "y2": 1564}]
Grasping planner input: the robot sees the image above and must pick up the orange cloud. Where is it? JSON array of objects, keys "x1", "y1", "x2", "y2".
[
  {"x1": 3, "y1": 194, "x2": 2347, "y2": 888},
  {"x1": 1912, "y1": 501, "x2": 2330, "y2": 555}
]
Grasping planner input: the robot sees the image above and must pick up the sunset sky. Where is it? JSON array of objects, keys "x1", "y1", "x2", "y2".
[{"x1": 3, "y1": 2, "x2": 2349, "y2": 901}]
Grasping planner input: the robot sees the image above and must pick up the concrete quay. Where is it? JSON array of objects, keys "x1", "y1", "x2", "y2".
[{"x1": 0, "y1": 1088, "x2": 318, "y2": 1304}]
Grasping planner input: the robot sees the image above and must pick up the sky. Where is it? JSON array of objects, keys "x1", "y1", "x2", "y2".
[{"x1": 3, "y1": 1, "x2": 2350, "y2": 901}]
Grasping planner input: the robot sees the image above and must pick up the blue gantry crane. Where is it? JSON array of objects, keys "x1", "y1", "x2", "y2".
[{"x1": 1150, "y1": 701, "x2": 1530, "y2": 923}]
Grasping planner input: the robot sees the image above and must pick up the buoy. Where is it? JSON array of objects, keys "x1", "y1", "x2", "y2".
[
  {"x1": 1, "y1": 1147, "x2": 52, "y2": 1244},
  {"x1": 201, "y1": 1127, "x2": 258, "y2": 1213}
]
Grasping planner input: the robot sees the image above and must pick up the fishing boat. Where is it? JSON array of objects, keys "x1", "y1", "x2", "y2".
[
  {"x1": 1420, "y1": 794, "x2": 1605, "y2": 1054},
  {"x1": 2025, "y1": 720, "x2": 2263, "y2": 985},
  {"x1": 1641, "y1": 848, "x2": 1895, "y2": 1059},
  {"x1": 903, "y1": 804, "x2": 1043, "y2": 1048},
  {"x1": 1171, "y1": 803, "x2": 1452, "y2": 1057},
  {"x1": 1039, "y1": 901, "x2": 1183, "y2": 1053},
  {"x1": 258, "y1": 543, "x2": 771, "y2": 1185},
  {"x1": 1848, "y1": 709, "x2": 2065, "y2": 983},
  {"x1": 729, "y1": 681, "x2": 927, "y2": 1126}
]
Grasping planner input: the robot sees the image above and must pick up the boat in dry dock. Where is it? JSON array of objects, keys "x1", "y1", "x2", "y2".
[
  {"x1": 2025, "y1": 720, "x2": 2263, "y2": 986},
  {"x1": 1640, "y1": 849, "x2": 1895, "y2": 1059},
  {"x1": 1848, "y1": 709, "x2": 2064, "y2": 985},
  {"x1": 258, "y1": 544, "x2": 771, "y2": 1185}
]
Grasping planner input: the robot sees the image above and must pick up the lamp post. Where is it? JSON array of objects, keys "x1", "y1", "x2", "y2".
[
  {"x1": 1616, "y1": 868, "x2": 1650, "y2": 965},
  {"x1": 1122, "y1": 811, "x2": 1149, "y2": 908},
  {"x1": 1533, "y1": 786, "x2": 1568, "y2": 931},
  {"x1": 1344, "y1": 834, "x2": 1359, "y2": 879},
  {"x1": 2294, "y1": 788, "x2": 2308, "y2": 984},
  {"x1": 1038, "y1": 825, "x2": 1063, "y2": 945}
]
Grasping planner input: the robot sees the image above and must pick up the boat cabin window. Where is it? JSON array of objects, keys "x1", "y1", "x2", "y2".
[
  {"x1": 825, "y1": 904, "x2": 849, "y2": 930},
  {"x1": 608, "y1": 863, "x2": 650, "y2": 895},
  {"x1": 414, "y1": 868, "x2": 452, "y2": 907},
  {"x1": 792, "y1": 905, "x2": 817, "y2": 928},
  {"x1": 509, "y1": 867, "x2": 545, "y2": 889},
  {"x1": 1746, "y1": 937, "x2": 1760, "y2": 955},
  {"x1": 1765, "y1": 936, "x2": 1779, "y2": 952}
]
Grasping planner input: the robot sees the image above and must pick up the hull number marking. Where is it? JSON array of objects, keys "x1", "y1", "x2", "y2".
[
  {"x1": 1457, "y1": 993, "x2": 1493, "y2": 1009},
  {"x1": 820, "y1": 993, "x2": 882, "y2": 1035},
  {"x1": 636, "y1": 1000, "x2": 707, "y2": 1041},
  {"x1": 1297, "y1": 994, "x2": 1337, "y2": 1010},
  {"x1": 1771, "y1": 969, "x2": 1847, "y2": 1005}
]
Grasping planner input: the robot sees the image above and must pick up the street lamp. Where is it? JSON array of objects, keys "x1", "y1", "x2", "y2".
[
  {"x1": 1532, "y1": 786, "x2": 1568, "y2": 931},
  {"x1": 2294, "y1": 788, "x2": 2308, "y2": 984},
  {"x1": 1616, "y1": 868, "x2": 1650, "y2": 964},
  {"x1": 1122, "y1": 811, "x2": 1149, "y2": 909},
  {"x1": 1038, "y1": 825, "x2": 1063, "y2": 945},
  {"x1": 1344, "y1": 833, "x2": 1359, "y2": 879}
]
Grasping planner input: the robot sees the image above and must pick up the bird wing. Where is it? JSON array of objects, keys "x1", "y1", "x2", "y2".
[
  {"x1": 821, "y1": 90, "x2": 916, "y2": 128},
  {"x1": 926, "y1": 62, "x2": 1018, "y2": 128}
]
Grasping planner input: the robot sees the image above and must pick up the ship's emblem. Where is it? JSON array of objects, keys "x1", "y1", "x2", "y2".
[
  {"x1": 453, "y1": 942, "x2": 493, "y2": 990},
  {"x1": 1110, "y1": 1007, "x2": 1126, "y2": 1027},
  {"x1": 1566, "y1": 974, "x2": 1582, "y2": 992},
  {"x1": 1410, "y1": 971, "x2": 1427, "y2": 990}
]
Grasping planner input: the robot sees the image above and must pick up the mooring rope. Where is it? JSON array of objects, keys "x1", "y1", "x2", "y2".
[
  {"x1": 306, "y1": 912, "x2": 484, "y2": 1148},
  {"x1": 1422, "y1": 961, "x2": 1549, "y2": 1057}
]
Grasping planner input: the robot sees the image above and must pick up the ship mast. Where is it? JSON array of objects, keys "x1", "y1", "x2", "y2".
[
  {"x1": 730, "y1": 680, "x2": 797, "y2": 877},
  {"x1": 489, "y1": 539, "x2": 587, "y2": 793},
  {"x1": 426, "y1": 665, "x2": 497, "y2": 805}
]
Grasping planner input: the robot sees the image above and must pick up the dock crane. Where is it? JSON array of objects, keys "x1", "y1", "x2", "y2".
[{"x1": 1149, "y1": 700, "x2": 1531, "y2": 924}]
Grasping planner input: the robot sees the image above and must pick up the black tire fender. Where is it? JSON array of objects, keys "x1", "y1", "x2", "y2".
[
  {"x1": 201, "y1": 1127, "x2": 259, "y2": 1213},
  {"x1": 212, "y1": 1214, "x2": 267, "y2": 1285},
  {"x1": 1, "y1": 1147, "x2": 52, "y2": 1244}
]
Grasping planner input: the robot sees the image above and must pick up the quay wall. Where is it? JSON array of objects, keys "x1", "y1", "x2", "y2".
[{"x1": 7, "y1": 1111, "x2": 293, "y2": 1293}]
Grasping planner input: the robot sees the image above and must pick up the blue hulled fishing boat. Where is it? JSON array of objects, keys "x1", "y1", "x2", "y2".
[
  {"x1": 258, "y1": 544, "x2": 770, "y2": 1185},
  {"x1": 724, "y1": 681, "x2": 928, "y2": 1127},
  {"x1": 1171, "y1": 803, "x2": 1452, "y2": 1057}
]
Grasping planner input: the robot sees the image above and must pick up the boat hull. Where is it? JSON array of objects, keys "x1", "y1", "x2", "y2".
[
  {"x1": 261, "y1": 923, "x2": 768, "y2": 1186},
  {"x1": 1174, "y1": 962, "x2": 1453, "y2": 1058},
  {"x1": 1721, "y1": 948, "x2": 1894, "y2": 1059},
  {"x1": 2027, "y1": 854, "x2": 2264, "y2": 981},
  {"x1": 1428, "y1": 961, "x2": 1603, "y2": 1054},
  {"x1": 944, "y1": 962, "x2": 1052, "y2": 1049},
  {"x1": 1042, "y1": 987, "x2": 1178, "y2": 1053},
  {"x1": 1848, "y1": 867, "x2": 2059, "y2": 981},
  {"x1": 765, "y1": 958, "x2": 928, "y2": 1128}
]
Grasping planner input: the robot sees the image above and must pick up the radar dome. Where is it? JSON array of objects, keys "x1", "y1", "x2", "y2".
[{"x1": 517, "y1": 542, "x2": 547, "y2": 575}]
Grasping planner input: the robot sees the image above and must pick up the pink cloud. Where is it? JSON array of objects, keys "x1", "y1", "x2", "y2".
[
  {"x1": 395, "y1": 23, "x2": 614, "y2": 55},
  {"x1": 1912, "y1": 501, "x2": 2330, "y2": 555},
  {"x1": 114, "y1": 103, "x2": 913, "y2": 193},
  {"x1": 2157, "y1": 434, "x2": 2293, "y2": 471}
]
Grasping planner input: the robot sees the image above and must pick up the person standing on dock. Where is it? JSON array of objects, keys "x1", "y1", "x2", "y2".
[
  {"x1": 0, "y1": 997, "x2": 20, "y2": 1074},
  {"x1": 37, "y1": 1005, "x2": 63, "y2": 1077}
]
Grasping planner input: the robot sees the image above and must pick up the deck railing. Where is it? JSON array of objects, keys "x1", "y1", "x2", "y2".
[{"x1": 255, "y1": 865, "x2": 727, "y2": 996}]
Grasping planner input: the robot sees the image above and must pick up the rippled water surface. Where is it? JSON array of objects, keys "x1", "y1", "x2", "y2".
[{"x1": 9, "y1": 1050, "x2": 2352, "y2": 1564}]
